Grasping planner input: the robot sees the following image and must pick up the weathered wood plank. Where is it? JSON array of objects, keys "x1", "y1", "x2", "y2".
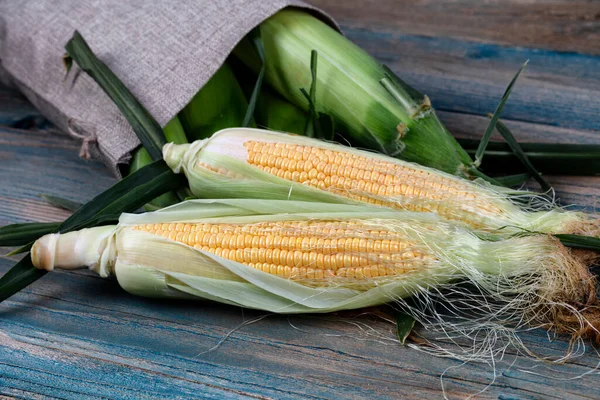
[
  {"x1": 309, "y1": 0, "x2": 600, "y2": 56},
  {"x1": 0, "y1": 86, "x2": 48, "y2": 129},
  {"x1": 0, "y1": 126, "x2": 115, "y2": 225}
]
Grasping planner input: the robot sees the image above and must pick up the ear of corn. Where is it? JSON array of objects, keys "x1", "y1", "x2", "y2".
[
  {"x1": 233, "y1": 9, "x2": 473, "y2": 176},
  {"x1": 29, "y1": 199, "x2": 598, "y2": 353},
  {"x1": 163, "y1": 128, "x2": 588, "y2": 236},
  {"x1": 252, "y1": 87, "x2": 307, "y2": 135},
  {"x1": 178, "y1": 62, "x2": 251, "y2": 141}
]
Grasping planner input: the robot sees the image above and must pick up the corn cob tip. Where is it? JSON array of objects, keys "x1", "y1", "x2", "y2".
[
  {"x1": 31, "y1": 233, "x2": 60, "y2": 271},
  {"x1": 163, "y1": 142, "x2": 191, "y2": 173},
  {"x1": 31, "y1": 226, "x2": 116, "y2": 276}
]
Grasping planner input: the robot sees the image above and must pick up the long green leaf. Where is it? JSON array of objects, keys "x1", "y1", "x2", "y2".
[
  {"x1": 243, "y1": 28, "x2": 266, "y2": 128},
  {"x1": 0, "y1": 222, "x2": 61, "y2": 247},
  {"x1": 5, "y1": 212, "x2": 122, "y2": 257},
  {"x1": 458, "y1": 139, "x2": 600, "y2": 176},
  {"x1": 395, "y1": 312, "x2": 416, "y2": 345},
  {"x1": 554, "y1": 235, "x2": 600, "y2": 252},
  {"x1": 474, "y1": 61, "x2": 528, "y2": 167},
  {"x1": 1, "y1": 161, "x2": 177, "y2": 251},
  {"x1": 302, "y1": 50, "x2": 318, "y2": 138},
  {"x1": 0, "y1": 161, "x2": 184, "y2": 302},
  {"x1": 60, "y1": 160, "x2": 172, "y2": 231},
  {"x1": 300, "y1": 50, "x2": 334, "y2": 140},
  {"x1": 493, "y1": 173, "x2": 531, "y2": 187},
  {"x1": 0, "y1": 255, "x2": 46, "y2": 303},
  {"x1": 93, "y1": 167, "x2": 185, "y2": 217},
  {"x1": 493, "y1": 119, "x2": 551, "y2": 192},
  {"x1": 40, "y1": 195, "x2": 83, "y2": 212},
  {"x1": 64, "y1": 31, "x2": 166, "y2": 160}
]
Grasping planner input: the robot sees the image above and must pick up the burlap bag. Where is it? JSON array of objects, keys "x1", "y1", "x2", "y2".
[{"x1": 0, "y1": 0, "x2": 335, "y2": 176}]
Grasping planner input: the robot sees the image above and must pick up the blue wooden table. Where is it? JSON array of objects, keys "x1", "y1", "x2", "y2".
[{"x1": 1, "y1": 1, "x2": 600, "y2": 398}]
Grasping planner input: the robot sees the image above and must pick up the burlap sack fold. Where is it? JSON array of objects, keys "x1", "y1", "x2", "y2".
[{"x1": 0, "y1": 0, "x2": 335, "y2": 176}]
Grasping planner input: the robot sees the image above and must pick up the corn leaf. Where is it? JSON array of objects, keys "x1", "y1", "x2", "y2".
[
  {"x1": 243, "y1": 28, "x2": 266, "y2": 128},
  {"x1": 554, "y1": 235, "x2": 600, "y2": 252},
  {"x1": 300, "y1": 50, "x2": 335, "y2": 141},
  {"x1": 0, "y1": 222, "x2": 60, "y2": 247},
  {"x1": 492, "y1": 119, "x2": 551, "y2": 192},
  {"x1": 40, "y1": 195, "x2": 83, "y2": 212},
  {"x1": 302, "y1": 50, "x2": 319, "y2": 138},
  {"x1": 4, "y1": 213, "x2": 122, "y2": 257},
  {"x1": 64, "y1": 31, "x2": 166, "y2": 160},
  {"x1": 0, "y1": 161, "x2": 185, "y2": 302},
  {"x1": 459, "y1": 139, "x2": 600, "y2": 176},
  {"x1": 60, "y1": 161, "x2": 178, "y2": 231},
  {"x1": 493, "y1": 173, "x2": 531, "y2": 187},
  {"x1": 0, "y1": 255, "x2": 46, "y2": 303},
  {"x1": 474, "y1": 61, "x2": 528, "y2": 168},
  {"x1": 395, "y1": 312, "x2": 416, "y2": 345}
]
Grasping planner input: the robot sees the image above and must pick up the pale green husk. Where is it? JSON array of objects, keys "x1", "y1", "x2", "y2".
[
  {"x1": 163, "y1": 128, "x2": 586, "y2": 236},
  {"x1": 30, "y1": 199, "x2": 598, "y2": 362},
  {"x1": 36, "y1": 200, "x2": 584, "y2": 315}
]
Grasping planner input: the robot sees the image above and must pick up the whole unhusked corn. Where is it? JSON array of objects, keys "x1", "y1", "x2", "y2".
[
  {"x1": 165, "y1": 128, "x2": 585, "y2": 235},
  {"x1": 27, "y1": 199, "x2": 600, "y2": 350}
]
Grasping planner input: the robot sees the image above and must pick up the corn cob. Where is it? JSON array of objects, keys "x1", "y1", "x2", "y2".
[
  {"x1": 233, "y1": 9, "x2": 473, "y2": 176},
  {"x1": 163, "y1": 128, "x2": 596, "y2": 236},
  {"x1": 29, "y1": 199, "x2": 600, "y2": 348}
]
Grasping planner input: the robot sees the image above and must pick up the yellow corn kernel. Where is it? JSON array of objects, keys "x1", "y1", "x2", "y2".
[
  {"x1": 132, "y1": 221, "x2": 430, "y2": 280},
  {"x1": 242, "y1": 141, "x2": 504, "y2": 226}
]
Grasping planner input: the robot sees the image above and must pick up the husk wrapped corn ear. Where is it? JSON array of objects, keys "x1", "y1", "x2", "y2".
[
  {"x1": 164, "y1": 128, "x2": 597, "y2": 237},
  {"x1": 233, "y1": 9, "x2": 473, "y2": 176},
  {"x1": 30, "y1": 200, "x2": 600, "y2": 353}
]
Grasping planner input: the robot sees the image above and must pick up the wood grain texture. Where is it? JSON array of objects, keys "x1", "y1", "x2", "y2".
[
  {"x1": 2, "y1": 0, "x2": 600, "y2": 398},
  {"x1": 309, "y1": 0, "x2": 600, "y2": 55}
]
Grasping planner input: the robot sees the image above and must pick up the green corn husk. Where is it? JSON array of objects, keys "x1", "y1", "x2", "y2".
[
  {"x1": 242, "y1": 79, "x2": 307, "y2": 135},
  {"x1": 129, "y1": 116, "x2": 188, "y2": 210},
  {"x1": 163, "y1": 128, "x2": 599, "y2": 237},
  {"x1": 233, "y1": 9, "x2": 473, "y2": 176},
  {"x1": 254, "y1": 88, "x2": 307, "y2": 135},
  {"x1": 29, "y1": 199, "x2": 600, "y2": 356},
  {"x1": 178, "y1": 62, "x2": 250, "y2": 141},
  {"x1": 231, "y1": 57, "x2": 308, "y2": 135}
]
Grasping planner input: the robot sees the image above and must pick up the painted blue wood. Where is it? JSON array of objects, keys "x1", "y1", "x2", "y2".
[
  {"x1": 2, "y1": 257, "x2": 599, "y2": 399},
  {"x1": 0, "y1": 86, "x2": 49, "y2": 129}
]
